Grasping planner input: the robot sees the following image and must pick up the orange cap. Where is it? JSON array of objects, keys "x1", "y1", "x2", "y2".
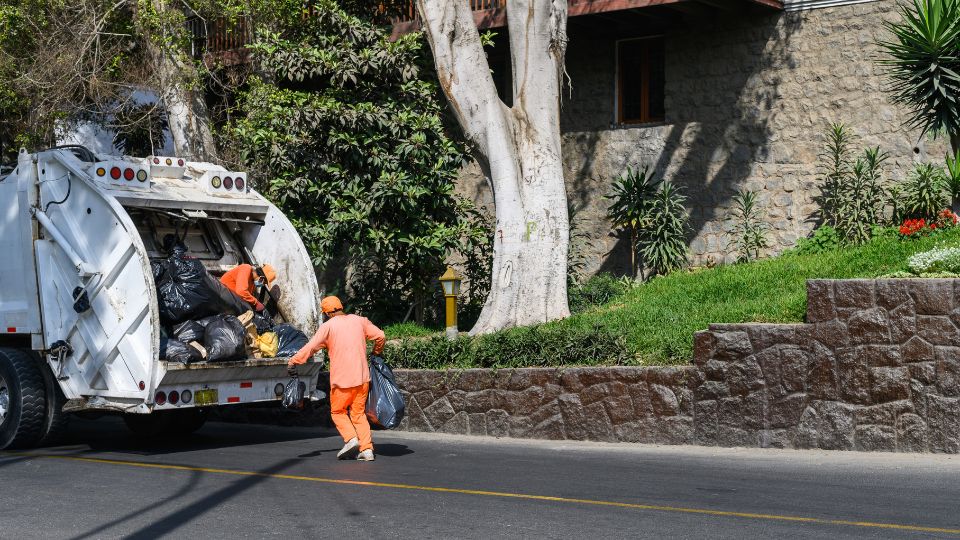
[
  {"x1": 261, "y1": 264, "x2": 276, "y2": 285},
  {"x1": 320, "y1": 295, "x2": 343, "y2": 314}
]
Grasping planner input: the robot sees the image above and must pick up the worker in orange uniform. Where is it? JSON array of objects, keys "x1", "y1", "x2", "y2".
[
  {"x1": 220, "y1": 263, "x2": 276, "y2": 312},
  {"x1": 287, "y1": 296, "x2": 385, "y2": 462}
]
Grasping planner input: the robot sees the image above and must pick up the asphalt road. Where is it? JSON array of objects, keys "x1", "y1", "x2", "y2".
[{"x1": 1, "y1": 417, "x2": 959, "y2": 539}]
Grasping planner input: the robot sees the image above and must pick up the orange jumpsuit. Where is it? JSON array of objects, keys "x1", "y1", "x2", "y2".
[
  {"x1": 288, "y1": 313, "x2": 385, "y2": 452},
  {"x1": 220, "y1": 264, "x2": 263, "y2": 310}
]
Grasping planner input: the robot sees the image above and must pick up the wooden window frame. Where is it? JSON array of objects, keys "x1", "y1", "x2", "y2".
[{"x1": 615, "y1": 36, "x2": 665, "y2": 126}]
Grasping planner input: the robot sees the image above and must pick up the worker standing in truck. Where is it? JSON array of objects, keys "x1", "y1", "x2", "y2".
[
  {"x1": 287, "y1": 296, "x2": 385, "y2": 462},
  {"x1": 220, "y1": 263, "x2": 276, "y2": 312}
]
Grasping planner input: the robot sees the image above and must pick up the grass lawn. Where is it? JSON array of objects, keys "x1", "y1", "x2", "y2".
[{"x1": 385, "y1": 228, "x2": 960, "y2": 366}]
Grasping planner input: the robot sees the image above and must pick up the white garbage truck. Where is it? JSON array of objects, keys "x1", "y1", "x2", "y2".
[{"x1": 0, "y1": 146, "x2": 324, "y2": 449}]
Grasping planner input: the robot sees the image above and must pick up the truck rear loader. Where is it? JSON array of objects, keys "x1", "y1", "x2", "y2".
[{"x1": 0, "y1": 146, "x2": 324, "y2": 448}]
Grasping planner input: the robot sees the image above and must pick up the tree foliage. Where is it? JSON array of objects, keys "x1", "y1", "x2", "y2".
[{"x1": 226, "y1": 0, "x2": 488, "y2": 322}]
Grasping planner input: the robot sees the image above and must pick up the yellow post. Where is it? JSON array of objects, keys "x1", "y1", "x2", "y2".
[
  {"x1": 445, "y1": 296, "x2": 457, "y2": 330},
  {"x1": 439, "y1": 266, "x2": 462, "y2": 340}
]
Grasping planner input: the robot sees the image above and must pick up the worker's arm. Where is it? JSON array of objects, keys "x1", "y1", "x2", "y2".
[
  {"x1": 288, "y1": 325, "x2": 329, "y2": 367},
  {"x1": 362, "y1": 318, "x2": 386, "y2": 355},
  {"x1": 232, "y1": 265, "x2": 261, "y2": 307}
]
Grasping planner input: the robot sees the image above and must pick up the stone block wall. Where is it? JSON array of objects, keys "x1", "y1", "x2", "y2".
[
  {"x1": 457, "y1": 1, "x2": 947, "y2": 277},
  {"x1": 395, "y1": 279, "x2": 960, "y2": 452}
]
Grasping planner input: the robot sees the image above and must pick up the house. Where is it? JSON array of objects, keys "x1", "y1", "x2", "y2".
[
  {"x1": 396, "y1": 0, "x2": 941, "y2": 274},
  {"x1": 190, "y1": 0, "x2": 940, "y2": 276}
]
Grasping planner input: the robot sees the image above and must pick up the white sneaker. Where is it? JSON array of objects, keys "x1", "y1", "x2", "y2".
[
  {"x1": 357, "y1": 449, "x2": 375, "y2": 461},
  {"x1": 337, "y1": 437, "x2": 360, "y2": 460}
]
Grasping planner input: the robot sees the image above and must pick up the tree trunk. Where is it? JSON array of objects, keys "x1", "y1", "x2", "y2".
[
  {"x1": 145, "y1": 1, "x2": 218, "y2": 161},
  {"x1": 417, "y1": 0, "x2": 570, "y2": 335}
]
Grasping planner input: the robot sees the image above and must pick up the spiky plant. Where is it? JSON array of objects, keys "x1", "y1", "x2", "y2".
[
  {"x1": 606, "y1": 166, "x2": 658, "y2": 277},
  {"x1": 878, "y1": 0, "x2": 960, "y2": 152},
  {"x1": 945, "y1": 149, "x2": 960, "y2": 213}
]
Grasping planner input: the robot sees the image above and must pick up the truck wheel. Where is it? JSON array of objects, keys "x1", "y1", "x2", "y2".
[
  {"x1": 36, "y1": 354, "x2": 70, "y2": 446},
  {"x1": 0, "y1": 347, "x2": 47, "y2": 449}
]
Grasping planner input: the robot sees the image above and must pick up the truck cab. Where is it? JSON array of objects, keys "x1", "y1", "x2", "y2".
[{"x1": 0, "y1": 147, "x2": 324, "y2": 448}]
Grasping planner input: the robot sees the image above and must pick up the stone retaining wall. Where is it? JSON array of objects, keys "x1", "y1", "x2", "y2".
[{"x1": 215, "y1": 279, "x2": 960, "y2": 452}]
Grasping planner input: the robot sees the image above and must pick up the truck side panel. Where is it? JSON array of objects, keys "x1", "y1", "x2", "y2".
[
  {"x1": 33, "y1": 151, "x2": 160, "y2": 412},
  {"x1": 244, "y1": 203, "x2": 322, "y2": 333},
  {"x1": 0, "y1": 153, "x2": 42, "y2": 336}
]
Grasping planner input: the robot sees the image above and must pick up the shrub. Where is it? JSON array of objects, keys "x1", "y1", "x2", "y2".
[
  {"x1": 569, "y1": 273, "x2": 632, "y2": 314},
  {"x1": 901, "y1": 163, "x2": 948, "y2": 220},
  {"x1": 638, "y1": 180, "x2": 690, "y2": 276},
  {"x1": 795, "y1": 226, "x2": 841, "y2": 255},
  {"x1": 728, "y1": 190, "x2": 769, "y2": 262},
  {"x1": 815, "y1": 124, "x2": 890, "y2": 244},
  {"x1": 383, "y1": 324, "x2": 630, "y2": 369},
  {"x1": 899, "y1": 218, "x2": 932, "y2": 237},
  {"x1": 606, "y1": 166, "x2": 659, "y2": 277}
]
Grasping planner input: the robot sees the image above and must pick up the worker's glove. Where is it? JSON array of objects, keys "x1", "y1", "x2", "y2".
[
  {"x1": 254, "y1": 301, "x2": 265, "y2": 313},
  {"x1": 287, "y1": 364, "x2": 298, "y2": 377}
]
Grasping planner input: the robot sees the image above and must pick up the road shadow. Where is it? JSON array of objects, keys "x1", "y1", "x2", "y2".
[{"x1": 46, "y1": 416, "x2": 338, "y2": 457}]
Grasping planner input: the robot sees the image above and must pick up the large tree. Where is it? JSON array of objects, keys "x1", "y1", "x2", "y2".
[
  {"x1": 416, "y1": 0, "x2": 570, "y2": 335},
  {"x1": 227, "y1": 0, "x2": 489, "y2": 323}
]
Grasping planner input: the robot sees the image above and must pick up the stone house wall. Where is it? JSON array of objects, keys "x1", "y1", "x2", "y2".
[
  {"x1": 215, "y1": 279, "x2": 960, "y2": 453},
  {"x1": 458, "y1": 0, "x2": 947, "y2": 277}
]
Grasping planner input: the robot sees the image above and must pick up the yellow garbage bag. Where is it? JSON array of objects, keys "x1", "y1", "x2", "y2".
[{"x1": 257, "y1": 331, "x2": 279, "y2": 358}]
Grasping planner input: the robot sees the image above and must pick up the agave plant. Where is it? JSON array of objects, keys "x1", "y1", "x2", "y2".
[{"x1": 878, "y1": 0, "x2": 960, "y2": 152}]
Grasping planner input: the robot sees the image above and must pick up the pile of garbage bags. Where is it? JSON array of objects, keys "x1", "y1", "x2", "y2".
[{"x1": 152, "y1": 247, "x2": 311, "y2": 365}]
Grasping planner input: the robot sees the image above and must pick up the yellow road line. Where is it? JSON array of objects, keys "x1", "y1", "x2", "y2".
[{"x1": 5, "y1": 452, "x2": 960, "y2": 535}]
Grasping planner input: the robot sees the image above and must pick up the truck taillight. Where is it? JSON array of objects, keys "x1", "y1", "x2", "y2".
[
  {"x1": 155, "y1": 391, "x2": 166, "y2": 405},
  {"x1": 96, "y1": 167, "x2": 105, "y2": 176},
  {"x1": 137, "y1": 169, "x2": 148, "y2": 182},
  {"x1": 211, "y1": 176, "x2": 221, "y2": 189},
  {"x1": 110, "y1": 167, "x2": 121, "y2": 180},
  {"x1": 223, "y1": 176, "x2": 234, "y2": 190},
  {"x1": 124, "y1": 168, "x2": 134, "y2": 181},
  {"x1": 169, "y1": 390, "x2": 180, "y2": 405},
  {"x1": 235, "y1": 177, "x2": 245, "y2": 191},
  {"x1": 181, "y1": 389, "x2": 192, "y2": 404},
  {"x1": 178, "y1": 159, "x2": 185, "y2": 166},
  {"x1": 153, "y1": 157, "x2": 160, "y2": 164}
]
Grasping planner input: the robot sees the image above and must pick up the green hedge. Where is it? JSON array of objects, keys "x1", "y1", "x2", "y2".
[{"x1": 383, "y1": 323, "x2": 630, "y2": 370}]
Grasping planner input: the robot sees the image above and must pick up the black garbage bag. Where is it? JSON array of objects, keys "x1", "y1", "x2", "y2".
[
  {"x1": 156, "y1": 251, "x2": 249, "y2": 324},
  {"x1": 160, "y1": 337, "x2": 202, "y2": 364},
  {"x1": 203, "y1": 315, "x2": 247, "y2": 362},
  {"x1": 282, "y1": 377, "x2": 306, "y2": 411},
  {"x1": 275, "y1": 323, "x2": 309, "y2": 357},
  {"x1": 151, "y1": 260, "x2": 168, "y2": 284},
  {"x1": 253, "y1": 311, "x2": 274, "y2": 334},
  {"x1": 172, "y1": 320, "x2": 205, "y2": 343},
  {"x1": 366, "y1": 355, "x2": 405, "y2": 429}
]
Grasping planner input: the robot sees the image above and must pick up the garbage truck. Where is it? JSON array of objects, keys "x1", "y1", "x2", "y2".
[{"x1": 0, "y1": 146, "x2": 325, "y2": 449}]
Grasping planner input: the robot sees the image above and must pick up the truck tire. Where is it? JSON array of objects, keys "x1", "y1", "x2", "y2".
[
  {"x1": 38, "y1": 364, "x2": 70, "y2": 447},
  {"x1": 0, "y1": 347, "x2": 47, "y2": 449},
  {"x1": 123, "y1": 409, "x2": 208, "y2": 439}
]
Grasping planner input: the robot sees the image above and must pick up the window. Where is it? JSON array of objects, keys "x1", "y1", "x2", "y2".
[{"x1": 616, "y1": 37, "x2": 665, "y2": 125}]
